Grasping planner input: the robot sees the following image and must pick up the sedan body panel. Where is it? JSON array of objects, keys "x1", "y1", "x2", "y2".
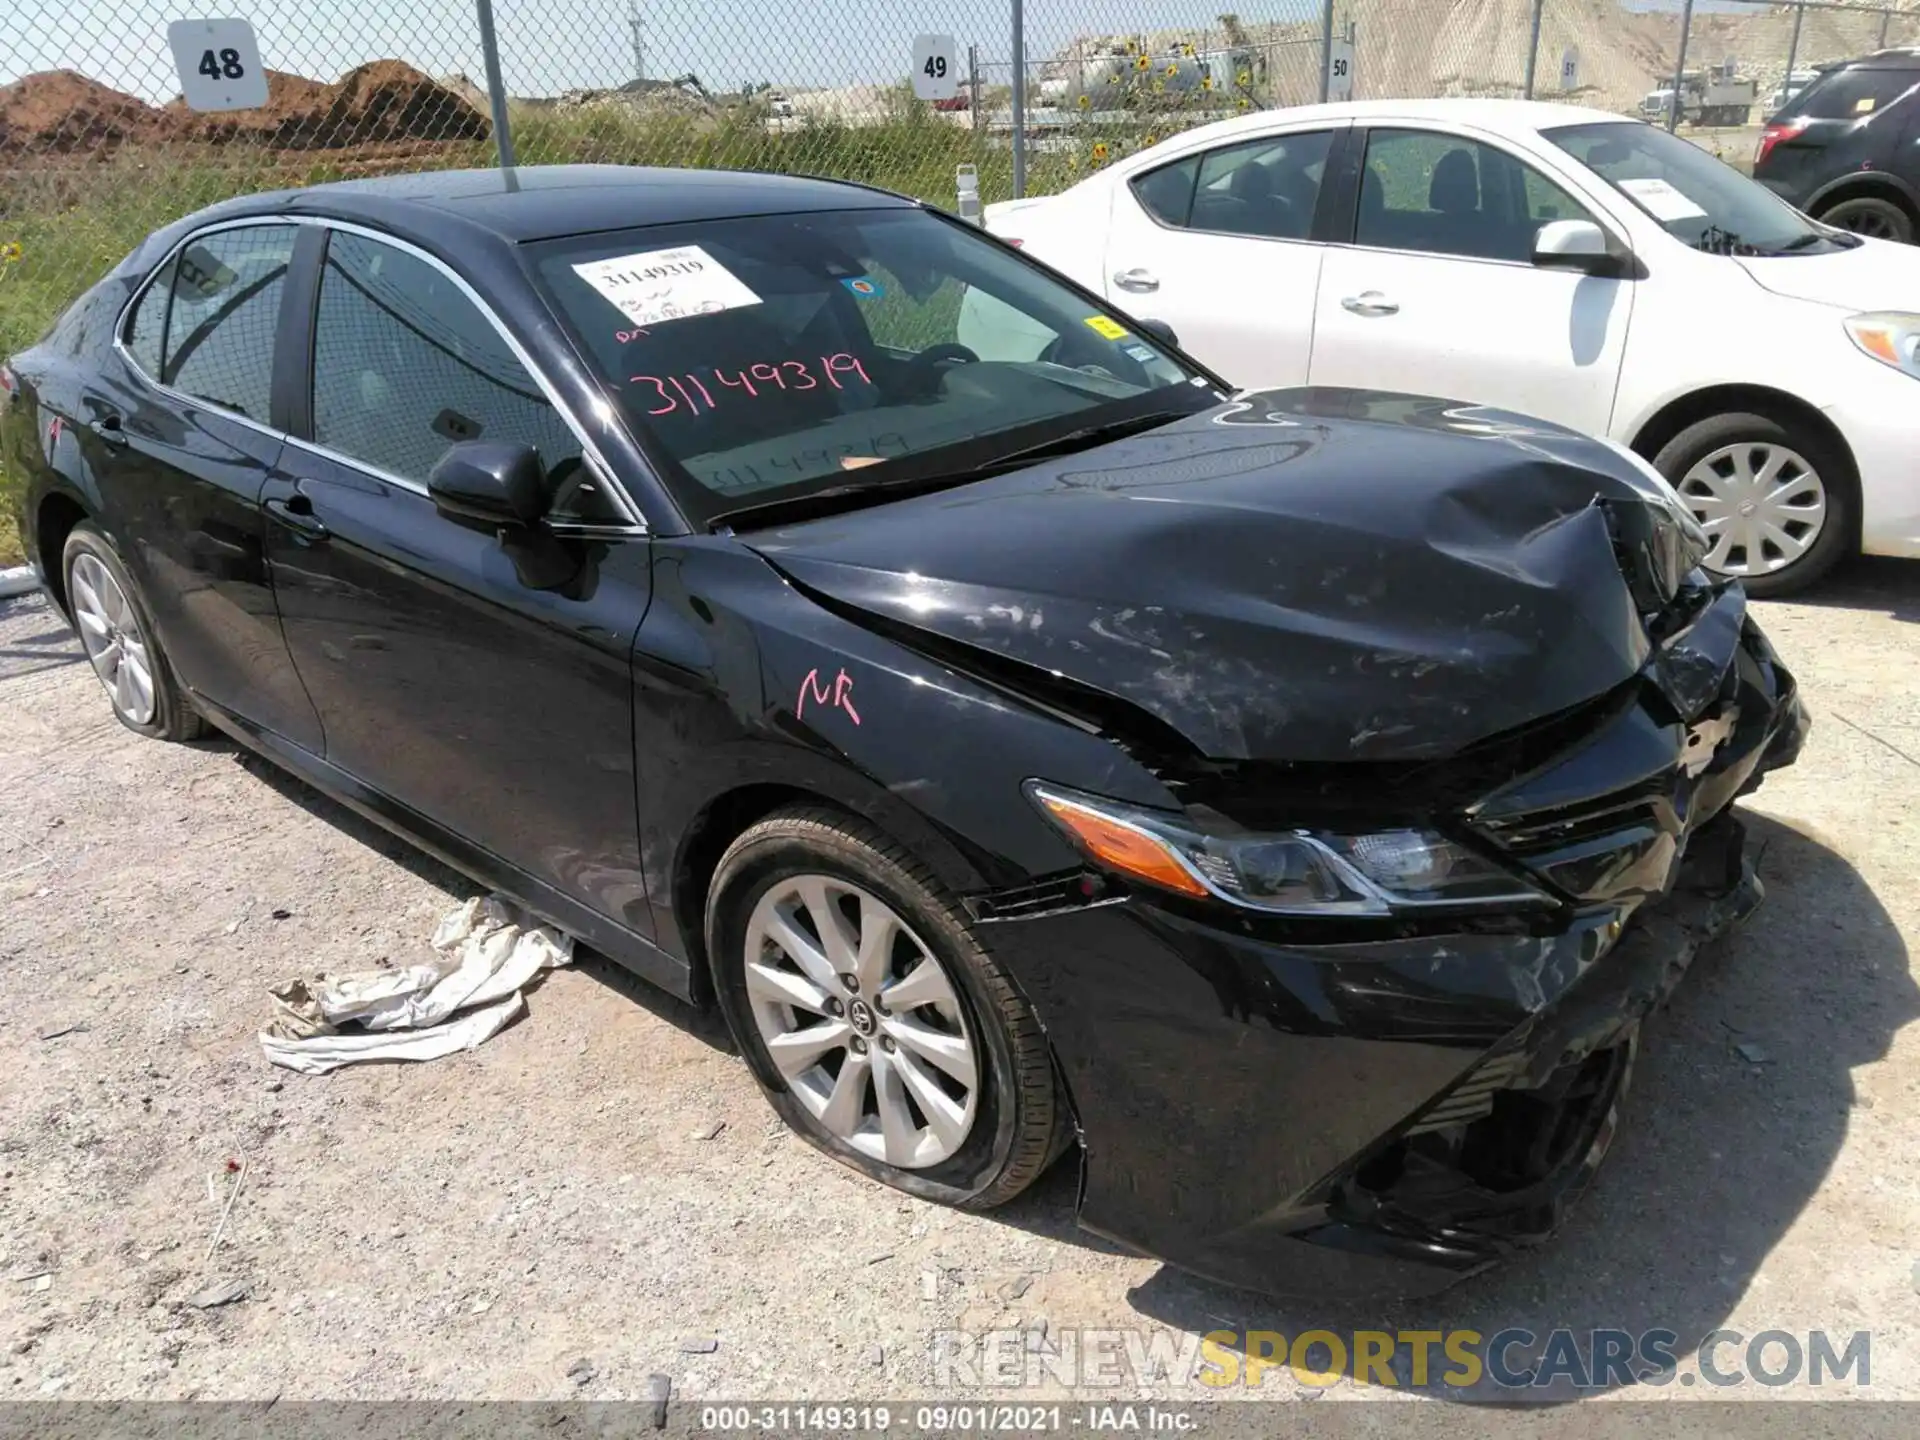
[
  {"x1": 262, "y1": 451, "x2": 656, "y2": 939},
  {"x1": 748, "y1": 390, "x2": 1676, "y2": 765}
]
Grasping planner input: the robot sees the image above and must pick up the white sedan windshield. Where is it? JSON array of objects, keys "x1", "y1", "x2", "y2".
[{"x1": 1545, "y1": 121, "x2": 1848, "y2": 256}]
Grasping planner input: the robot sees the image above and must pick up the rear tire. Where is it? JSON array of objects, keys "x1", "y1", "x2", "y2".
[
  {"x1": 1653, "y1": 411, "x2": 1855, "y2": 598},
  {"x1": 708, "y1": 805, "x2": 1066, "y2": 1209},
  {"x1": 1815, "y1": 195, "x2": 1915, "y2": 244},
  {"x1": 62, "y1": 523, "x2": 206, "y2": 741}
]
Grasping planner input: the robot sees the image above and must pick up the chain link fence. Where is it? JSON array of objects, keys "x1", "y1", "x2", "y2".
[{"x1": 6, "y1": 2, "x2": 1920, "y2": 375}]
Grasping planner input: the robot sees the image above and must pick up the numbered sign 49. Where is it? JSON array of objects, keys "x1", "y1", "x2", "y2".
[
  {"x1": 911, "y1": 34, "x2": 959, "y2": 102},
  {"x1": 1327, "y1": 38, "x2": 1355, "y2": 104},
  {"x1": 169, "y1": 19, "x2": 269, "y2": 112}
]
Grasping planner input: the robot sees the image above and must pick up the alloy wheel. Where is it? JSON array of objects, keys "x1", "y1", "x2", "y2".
[
  {"x1": 1676, "y1": 441, "x2": 1827, "y2": 579},
  {"x1": 1824, "y1": 204, "x2": 1903, "y2": 240},
  {"x1": 69, "y1": 552, "x2": 157, "y2": 724},
  {"x1": 743, "y1": 875, "x2": 980, "y2": 1169}
]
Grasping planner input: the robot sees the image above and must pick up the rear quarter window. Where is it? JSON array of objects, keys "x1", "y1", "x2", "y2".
[{"x1": 1782, "y1": 66, "x2": 1920, "y2": 120}]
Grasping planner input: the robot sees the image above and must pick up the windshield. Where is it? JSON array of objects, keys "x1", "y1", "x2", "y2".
[
  {"x1": 1774, "y1": 64, "x2": 1920, "y2": 122},
  {"x1": 530, "y1": 206, "x2": 1216, "y2": 528},
  {"x1": 1543, "y1": 120, "x2": 1851, "y2": 256}
]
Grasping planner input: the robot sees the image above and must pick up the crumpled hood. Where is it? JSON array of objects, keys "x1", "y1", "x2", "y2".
[
  {"x1": 748, "y1": 388, "x2": 1698, "y2": 763},
  {"x1": 1736, "y1": 235, "x2": 1920, "y2": 311}
]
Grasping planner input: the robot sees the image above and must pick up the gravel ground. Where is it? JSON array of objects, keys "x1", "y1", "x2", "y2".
[{"x1": 2, "y1": 561, "x2": 1917, "y2": 1407}]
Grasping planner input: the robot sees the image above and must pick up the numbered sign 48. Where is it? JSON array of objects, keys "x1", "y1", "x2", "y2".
[
  {"x1": 911, "y1": 34, "x2": 959, "y2": 102},
  {"x1": 1327, "y1": 38, "x2": 1355, "y2": 104},
  {"x1": 168, "y1": 18, "x2": 269, "y2": 112}
]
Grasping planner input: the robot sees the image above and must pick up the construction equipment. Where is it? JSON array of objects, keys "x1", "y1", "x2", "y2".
[{"x1": 1641, "y1": 60, "x2": 1757, "y2": 128}]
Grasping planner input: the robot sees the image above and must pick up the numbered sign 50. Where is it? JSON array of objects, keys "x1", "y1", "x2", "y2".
[
  {"x1": 168, "y1": 19, "x2": 269, "y2": 112},
  {"x1": 911, "y1": 34, "x2": 959, "y2": 102},
  {"x1": 1328, "y1": 38, "x2": 1356, "y2": 104}
]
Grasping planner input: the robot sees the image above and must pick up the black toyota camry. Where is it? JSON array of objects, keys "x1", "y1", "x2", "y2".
[{"x1": 2, "y1": 165, "x2": 1807, "y2": 1298}]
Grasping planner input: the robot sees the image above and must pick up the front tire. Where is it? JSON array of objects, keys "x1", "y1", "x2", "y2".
[
  {"x1": 708, "y1": 805, "x2": 1065, "y2": 1209},
  {"x1": 1653, "y1": 411, "x2": 1855, "y2": 598},
  {"x1": 62, "y1": 523, "x2": 206, "y2": 741}
]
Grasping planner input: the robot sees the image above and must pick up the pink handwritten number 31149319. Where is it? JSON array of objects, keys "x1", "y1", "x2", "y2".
[{"x1": 797, "y1": 667, "x2": 861, "y2": 726}]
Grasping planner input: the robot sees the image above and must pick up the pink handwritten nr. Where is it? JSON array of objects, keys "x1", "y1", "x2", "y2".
[{"x1": 797, "y1": 667, "x2": 861, "y2": 726}]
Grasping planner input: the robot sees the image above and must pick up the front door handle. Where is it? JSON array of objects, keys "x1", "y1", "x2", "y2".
[
  {"x1": 88, "y1": 414, "x2": 129, "y2": 448},
  {"x1": 1112, "y1": 268, "x2": 1160, "y2": 293},
  {"x1": 1340, "y1": 291, "x2": 1400, "y2": 317},
  {"x1": 265, "y1": 495, "x2": 330, "y2": 543}
]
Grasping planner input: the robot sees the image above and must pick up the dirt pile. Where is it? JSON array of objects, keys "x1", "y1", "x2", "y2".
[
  {"x1": 2, "y1": 60, "x2": 486, "y2": 158},
  {"x1": 0, "y1": 71, "x2": 157, "y2": 153}
]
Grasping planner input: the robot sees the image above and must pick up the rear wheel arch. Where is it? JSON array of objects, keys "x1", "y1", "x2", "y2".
[
  {"x1": 35, "y1": 490, "x2": 89, "y2": 614},
  {"x1": 1809, "y1": 172, "x2": 1920, "y2": 221}
]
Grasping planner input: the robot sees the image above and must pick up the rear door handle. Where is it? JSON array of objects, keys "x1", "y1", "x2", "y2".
[
  {"x1": 1340, "y1": 291, "x2": 1400, "y2": 317},
  {"x1": 88, "y1": 415, "x2": 129, "y2": 448},
  {"x1": 265, "y1": 495, "x2": 330, "y2": 543},
  {"x1": 1112, "y1": 268, "x2": 1160, "y2": 293}
]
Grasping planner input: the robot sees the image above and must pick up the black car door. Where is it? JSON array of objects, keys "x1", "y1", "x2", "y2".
[
  {"x1": 79, "y1": 222, "x2": 324, "y2": 750},
  {"x1": 261, "y1": 223, "x2": 656, "y2": 942}
]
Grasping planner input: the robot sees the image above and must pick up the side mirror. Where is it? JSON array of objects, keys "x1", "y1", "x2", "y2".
[
  {"x1": 1137, "y1": 317, "x2": 1180, "y2": 348},
  {"x1": 1532, "y1": 219, "x2": 1626, "y2": 276},
  {"x1": 428, "y1": 441, "x2": 549, "y2": 532}
]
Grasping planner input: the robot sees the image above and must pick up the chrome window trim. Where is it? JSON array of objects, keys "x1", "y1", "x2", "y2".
[{"x1": 113, "y1": 212, "x2": 649, "y2": 536}]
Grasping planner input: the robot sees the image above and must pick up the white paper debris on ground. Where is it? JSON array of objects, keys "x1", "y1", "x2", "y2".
[{"x1": 259, "y1": 895, "x2": 573, "y2": 1074}]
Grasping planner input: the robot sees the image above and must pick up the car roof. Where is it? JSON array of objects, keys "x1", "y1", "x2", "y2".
[
  {"x1": 1084, "y1": 98, "x2": 1634, "y2": 178},
  {"x1": 210, "y1": 164, "x2": 915, "y2": 244}
]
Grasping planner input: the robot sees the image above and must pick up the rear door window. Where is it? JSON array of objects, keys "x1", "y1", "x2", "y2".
[
  {"x1": 156, "y1": 225, "x2": 296, "y2": 421},
  {"x1": 1778, "y1": 66, "x2": 1920, "y2": 121}
]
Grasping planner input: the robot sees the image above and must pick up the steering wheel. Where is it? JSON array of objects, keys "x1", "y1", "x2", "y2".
[{"x1": 912, "y1": 342, "x2": 980, "y2": 371}]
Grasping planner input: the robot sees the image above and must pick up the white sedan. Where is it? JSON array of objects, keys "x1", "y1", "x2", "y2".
[{"x1": 973, "y1": 99, "x2": 1920, "y2": 595}]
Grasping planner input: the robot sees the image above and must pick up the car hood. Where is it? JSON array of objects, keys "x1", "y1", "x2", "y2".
[
  {"x1": 1735, "y1": 235, "x2": 1920, "y2": 311},
  {"x1": 746, "y1": 388, "x2": 1702, "y2": 763}
]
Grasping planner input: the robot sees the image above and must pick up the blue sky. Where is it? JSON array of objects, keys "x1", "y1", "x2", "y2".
[{"x1": 5, "y1": 1, "x2": 1753, "y2": 103}]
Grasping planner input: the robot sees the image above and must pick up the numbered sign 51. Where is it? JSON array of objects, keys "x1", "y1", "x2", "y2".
[
  {"x1": 168, "y1": 18, "x2": 269, "y2": 112},
  {"x1": 1327, "y1": 38, "x2": 1356, "y2": 104},
  {"x1": 1560, "y1": 46, "x2": 1581, "y2": 92},
  {"x1": 911, "y1": 34, "x2": 959, "y2": 102}
]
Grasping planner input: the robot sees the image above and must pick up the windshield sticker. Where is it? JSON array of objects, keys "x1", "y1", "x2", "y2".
[
  {"x1": 1083, "y1": 315, "x2": 1129, "y2": 340},
  {"x1": 840, "y1": 276, "x2": 885, "y2": 299},
  {"x1": 572, "y1": 245, "x2": 761, "y2": 328},
  {"x1": 1617, "y1": 177, "x2": 1708, "y2": 223},
  {"x1": 1855, "y1": 96, "x2": 1878, "y2": 114},
  {"x1": 1123, "y1": 344, "x2": 1157, "y2": 363},
  {"x1": 797, "y1": 667, "x2": 861, "y2": 726},
  {"x1": 629, "y1": 354, "x2": 874, "y2": 416},
  {"x1": 703, "y1": 434, "x2": 913, "y2": 493}
]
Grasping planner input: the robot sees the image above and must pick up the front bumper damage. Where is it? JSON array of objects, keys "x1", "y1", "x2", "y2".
[{"x1": 980, "y1": 582, "x2": 1808, "y2": 1298}]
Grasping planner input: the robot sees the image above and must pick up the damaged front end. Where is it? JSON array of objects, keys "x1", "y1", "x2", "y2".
[
  {"x1": 979, "y1": 531, "x2": 1806, "y2": 1297},
  {"x1": 749, "y1": 387, "x2": 1809, "y2": 1296}
]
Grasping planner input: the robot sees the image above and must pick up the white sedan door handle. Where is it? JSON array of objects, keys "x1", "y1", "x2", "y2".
[
  {"x1": 1341, "y1": 291, "x2": 1400, "y2": 317},
  {"x1": 1112, "y1": 268, "x2": 1160, "y2": 293}
]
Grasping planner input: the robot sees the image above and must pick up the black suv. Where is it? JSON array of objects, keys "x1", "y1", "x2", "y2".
[{"x1": 1753, "y1": 49, "x2": 1920, "y2": 242}]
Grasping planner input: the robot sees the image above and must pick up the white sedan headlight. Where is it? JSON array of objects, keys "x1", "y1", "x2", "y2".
[{"x1": 1844, "y1": 312, "x2": 1920, "y2": 379}]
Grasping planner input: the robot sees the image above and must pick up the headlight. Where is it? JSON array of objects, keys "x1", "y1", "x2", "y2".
[
  {"x1": 1027, "y1": 783, "x2": 1553, "y2": 916},
  {"x1": 1844, "y1": 311, "x2": 1920, "y2": 379}
]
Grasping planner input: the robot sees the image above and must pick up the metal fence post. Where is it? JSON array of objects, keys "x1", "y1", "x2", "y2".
[
  {"x1": 1879, "y1": 7, "x2": 1893, "y2": 50},
  {"x1": 968, "y1": 44, "x2": 982, "y2": 135},
  {"x1": 1011, "y1": 0, "x2": 1027, "y2": 198},
  {"x1": 1319, "y1": 0, "x2": 1336, "y2": 103},
  {"x1": 1523, "y1": 0, "x2": 1546, "y2": 98},
  {"x1": 1669, "y1": 0, "x2": 1695, "y2": 134},
  {"x1": 1783, "y1": 1, "x2": 1806, "y2": 101},
  {"x1": 475, "y1": 0, "x2": 516, "y2": 169}
]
